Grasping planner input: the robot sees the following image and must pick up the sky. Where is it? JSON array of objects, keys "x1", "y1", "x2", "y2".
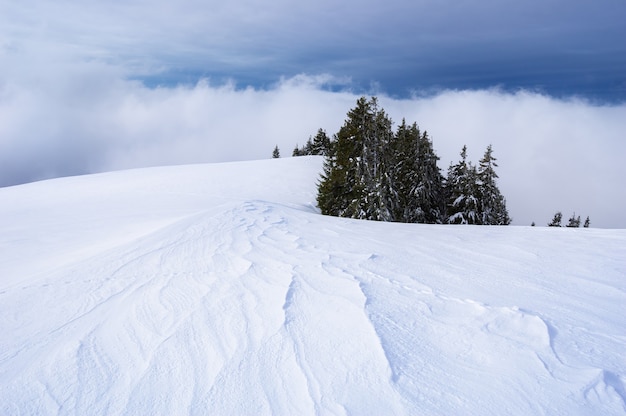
[{"x1": 1, "y1": 0, "x2": 625, "y2": 227}]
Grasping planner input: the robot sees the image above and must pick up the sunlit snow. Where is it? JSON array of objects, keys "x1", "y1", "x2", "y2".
[{"x1": 1, "y1": 156, "x2": 625, "y2": 415}]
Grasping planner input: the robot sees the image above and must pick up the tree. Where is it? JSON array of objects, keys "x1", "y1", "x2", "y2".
[
  {"x1": 293, "y1": 137, "x2": 313, "y2": 156},
  {"x1": 317, "y1": 97, "x2": 395, "y2": 221},
  {"x1": 311, "y1": 129, "x2": 332, "y2": 156},
  {"x1": 566, "y1": 212, "x2": 581, "y2": 228},
  {"x1": 294, "y1": 129, "x2": 333, "y2": 156},
  {"x1": 477, "y1": 145, "x2": 510, "y2": 225},
  {"x1": 388, "y1": 119, "x2": 420, "y2": 222},
  {"x1": 446, "y1": 146, "x2": 480, "y2": 224},
  {"x1": 584, "y1": 216, "x2": 590, "y2": 228},
  {"x1": 548, "y1": 211, "x2": 562, "y2": 227},
  {"x1": 272, "y1": 145, "x2": 280, "y2": 158},
  {"x1": 318, "y1": 97, "x2": 370, "y2": 218},
  {"x1": 359, "y1": 98, "x2": 395, "y2": 221},
  {"x1": 412, "y1": 130, "x2": 444, "y2": 223}
]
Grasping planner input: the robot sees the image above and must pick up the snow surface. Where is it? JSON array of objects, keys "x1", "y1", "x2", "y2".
[{"x1": 1, "y1": 156, "x2": 625, "y2": 415}]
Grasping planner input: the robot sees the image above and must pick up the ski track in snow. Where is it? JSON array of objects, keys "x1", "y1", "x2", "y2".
[{"x1": 1, "y1": 157, "x2": 625, "y2": 415}]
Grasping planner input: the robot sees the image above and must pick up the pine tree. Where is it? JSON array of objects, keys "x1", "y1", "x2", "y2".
[
  {"x1": 360, "y1": 99, "x2": 395, "y2": 221},
  {"x1": 272, "y1": 145, "x2": 280, "y2": 158},
  {"x1": 477, "y1": 145, "x2": 510, "y2": 225},
  {"x1": 413, "y1": 131, "x2": 444, "y2": 223},
  {"x1": 318, "y1": 98, "x2": 370, "y2": 218},
  {"x1": 311, "y1": 129, "x2": 332, "y2": 156},
  {"x1": 566, "y1": 212, "x2": 581, "y2": 228},
  {"x1": 548, "y1": 211, "x2": 562, "y2": 227},
  {"x1": 389, "y1": 119, "x2": 420, "y2": 222},
  {"x1": 317, "y1": 97, "x2": 396, "y2": 221},
  {"x1": 584, "y1": 216, "x2": 590, "y2": 228},
  {"x1": 446, "y1": 146, "x2": 480, "y2": 224}
]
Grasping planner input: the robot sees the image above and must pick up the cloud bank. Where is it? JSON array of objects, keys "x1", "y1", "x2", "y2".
[{"x1": 1, "y1": 64, "x2": 625, "y2": 228}]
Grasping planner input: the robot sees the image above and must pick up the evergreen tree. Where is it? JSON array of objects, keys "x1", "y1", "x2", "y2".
[
  {"x1": 388, "y1": 119, "x2": 420, "y2": 222},
  {"x1": 413, "y1": 131, "x2": 445, "y2": 223},
  {"x1": 584, "y1": 216, "x2": 590, "y2": 228},
  {"x1": 477, "y1": 145, "x2": 510, "y2": 225},
  {"x1": 318, "y1": 97, "x2": 370, "y2": 218},
  {"x1": 566, "y1": 212, "x2": 581, "y2": 228},
  {"x1": 272, "y1": 145, "x2": 280, "y2": 158},
  {"x1": 311, "y1": 129, "x2": 332, "y2": 156},
  {"x1": 317, "y1": 97, "x2": 395, "y2": 221},
  {"x1": 446, "y1": 146, "x2": 480, "y2": 224},
  {"x1": 360, "y1": 99, "x2": 395, "y2": 221},
  {"x1": 548, "y1": 211, "x2": 562, "y2": 227}
]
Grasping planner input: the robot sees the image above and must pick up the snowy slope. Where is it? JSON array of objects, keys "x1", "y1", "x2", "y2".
[{"x1": 1, "y1": 156, "x2": 625, "y2": 415}]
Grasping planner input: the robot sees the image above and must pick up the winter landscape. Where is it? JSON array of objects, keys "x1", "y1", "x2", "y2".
[{"x1": 1, "y1": 156, "x2": 624, "y2": 415}]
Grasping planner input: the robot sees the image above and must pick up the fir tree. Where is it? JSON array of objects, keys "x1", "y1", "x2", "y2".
[
  {"x1": 548, "y1": 212, "x2": 562, "y2": 227},
  {"x1": 272, "y1": 145, "x2": 280, "y2": 158},
  {"x1": 293, "y1": 138, "x2": 310, "y2": 156},
  {"x1": 477, "y1": 145, "x2": 510, "y2": 225},
  {"x1": 389, "y1": 119, "x2": 420, "y2": 222},
  {"x1": 359, "y1": 99, "x2": 395, "y2": 221},
  {"x1": 446, "y1": 146, "x2": 480, "y2": 224},
  {"x1": 566, "y1": 212, "x2": 581, "y2": 228},
  {"x1": 318, "y1": 97, "x2": 370, "y2": 218},
  {"x1": 413, "y1": 131, "x2": 445, "y2": 223},
  {"x1": 317, "y1": 97, "x2": 396, "y2": 221},
  {"x1": 311, "y1": 129, "x2": 332, "y2": 156},
  {"x1": 584, "y1": 216, "x2": 590, "y2": 228}
]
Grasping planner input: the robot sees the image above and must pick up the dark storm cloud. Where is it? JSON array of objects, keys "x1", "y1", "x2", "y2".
[{"x1": 3, "y1": 0, "x2": 623, "y2": 98}]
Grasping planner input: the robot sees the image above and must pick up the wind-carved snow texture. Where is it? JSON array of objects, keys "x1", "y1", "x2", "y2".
[{"x1": 1, "y1": 156, "x2": 625, "y2": 415}]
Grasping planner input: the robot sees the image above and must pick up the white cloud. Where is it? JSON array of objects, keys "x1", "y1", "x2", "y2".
[{"x1": 1, "y1": 60, "x2": 625, "y2": 228}]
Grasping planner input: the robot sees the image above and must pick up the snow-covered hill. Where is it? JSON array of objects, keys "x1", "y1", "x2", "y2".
[{"x1": 1, "y1": 156, "x2": 625, "y2": 415}]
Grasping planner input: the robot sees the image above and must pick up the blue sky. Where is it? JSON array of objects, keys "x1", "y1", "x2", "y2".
[{"x1": 1, "y1": 0, "x2": 626, "y2": 227}]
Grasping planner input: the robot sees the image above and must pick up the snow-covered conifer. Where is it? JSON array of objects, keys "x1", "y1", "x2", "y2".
[
  {"x1": 311, "y1": 129, "x2": 332, "y2": 156},
  {"x1": 446, "y1": 146, "x2": 480, "y2": 224},
  {"x1": 548, "y1": 211, "x2": 563, "y2": 227},
  {"x1": 566, "y1": 212, "x2": 581, "y2": 228},
  {"x1": 413, "y1": 131, "x2": 444, "y2": 223},
  {"x1": 477, "y1": 145, "x2": 510, "y2": 225}
]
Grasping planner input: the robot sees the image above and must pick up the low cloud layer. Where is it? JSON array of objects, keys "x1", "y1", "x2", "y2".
[{"x1": 1, "y1": 66, "x2": 624, "y2": 228}]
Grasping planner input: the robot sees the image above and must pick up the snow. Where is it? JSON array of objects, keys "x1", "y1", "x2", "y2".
[{"x1": 1, "y1": 156, "x2": 625, "y2": 415}]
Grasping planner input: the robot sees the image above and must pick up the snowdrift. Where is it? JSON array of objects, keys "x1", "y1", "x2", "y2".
[{"x1": 1, "y1": 156, "x2": 625, "y2": 415}]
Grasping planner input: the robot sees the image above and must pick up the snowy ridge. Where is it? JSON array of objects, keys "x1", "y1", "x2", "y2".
[{"x1": 1, "y1": 156, "x2": 625, "y2": 415}]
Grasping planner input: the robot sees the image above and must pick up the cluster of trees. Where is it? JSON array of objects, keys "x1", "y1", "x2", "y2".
[
  {"x1": 446, "y1": 144, "x2": 510, "y2": 225},
  {"x1": 294, "y1": 97, "x2": 510, "y2": 225},
  {"x1": 292, "y1": 129, "x2": 332, "y2": 157},
  {"x1": 547, "y1": 212, "x2": 590, "y2": 228}
]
